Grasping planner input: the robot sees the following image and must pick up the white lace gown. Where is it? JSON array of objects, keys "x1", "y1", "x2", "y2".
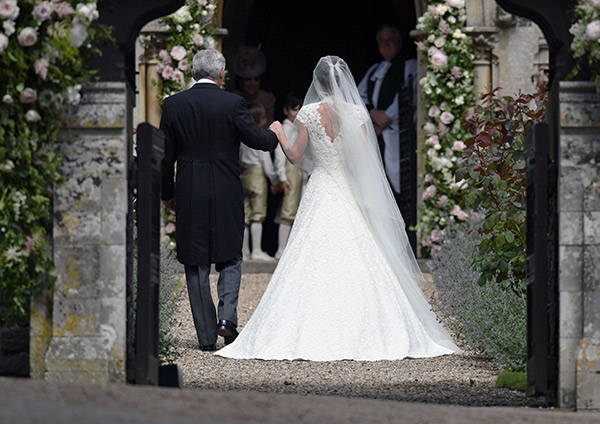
[{"x1": 216, "y1": 103, "x2": 458, "y2": 361}]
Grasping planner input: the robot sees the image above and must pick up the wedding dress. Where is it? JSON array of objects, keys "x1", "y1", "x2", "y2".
[{"x1": 216, "y1": 57, "x2": 461, "y2": 361}]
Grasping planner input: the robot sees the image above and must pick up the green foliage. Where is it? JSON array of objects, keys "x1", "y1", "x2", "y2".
[
  {"x1": 570, "y1": 1, "x2": 600, "y2": 90},
  {"x1": 458, "y1": 83, "x2": 548, "y2": 297},
  {"x1": 414, "y1": 1, "x2": 477, "y2": 257},
  {"x1": 496, "y1": 371, "x2": 527, "y2": 391},
  {"x1": 0, "y1": 1, "x2": 111, "y2": 325}
]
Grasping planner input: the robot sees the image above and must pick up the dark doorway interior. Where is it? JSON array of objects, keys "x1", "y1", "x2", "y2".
[{"x1": 222, "y1": 0, "x2": 417, "y2": 255}]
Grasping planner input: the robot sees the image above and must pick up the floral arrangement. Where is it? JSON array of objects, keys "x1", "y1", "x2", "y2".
[
  {"x1": 430, "y1": 219, "x2": 527, "y2": 371},
  {"x1": 414, "y1": 0, "x2": 477, "y2": 256},
  {"x1": 0, "y1": 0, "x2": 108, "y2": 325},
  {"x1": 150, "y1": 0, "x2": 219, "y2": 104},
  {"x1": 570, "y1": 0, "x2": 600, "y2": 90}
]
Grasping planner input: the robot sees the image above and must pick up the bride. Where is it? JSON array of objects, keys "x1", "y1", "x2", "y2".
[{"x1": 216, "y1": 56, "x2": 461, "y2": 361}]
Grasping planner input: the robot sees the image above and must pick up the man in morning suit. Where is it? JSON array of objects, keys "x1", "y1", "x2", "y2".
[{"x1": 160, "y1": 48, "x2": 279, "y2": 351}]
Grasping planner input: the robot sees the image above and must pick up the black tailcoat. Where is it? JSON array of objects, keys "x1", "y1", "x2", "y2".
[{"x1": 160, "y1": 82, "x2": 278, "y2": 265}]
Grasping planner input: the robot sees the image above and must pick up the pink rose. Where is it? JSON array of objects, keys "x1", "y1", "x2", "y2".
[
  {"x1": 17, "y1": 27, "x2": 37, "y2": 47},
  {"x1": 451, "y1": 66, "x2": 461, "y2": 79},
  {"x1": 427, "y1": 5, "x2": 439, "y2": 17},
  {"x1": 427, "y1": 148, "x2": 437, "y2": 159},
  {"x1": 424, "y1": 173, "x2": 435, "y2": 182},
  {"x1": 172, "y1": 69, "x2": 184, "y2": 82},
  {"x1": 456, "y1": 211, "x2": 469, "y2": 221},
  {"x1": 440, "y1": 111, "x2": 455, "y2": 125},
  {"x1": 587, "y1": 21, "x2": 600, "y2": 41},
  {"x1": 33, "y1": 2, "x2": 53, "y2": 21},
  {"x1": 193, "y1": 34, "x2": 204, "y2": 46},
  {"x1": 53, "y1": 2, "x2": 74, "y2": 17},
  {"x1": 431, "y1": 229, "x2": 441, "y2": 243},
  {"x1": 421, "y1": 235, "x2": 432, "y2": 247},
  {"x1": 0, "y1": 0, "x2": 19, "y2": 20},
  {"x1": 437, "y1": 195, "x2": 449, "y2": 208},
  {"x1": 423, "y1": 121, "x2": 436, "y2": 134},
  {"x1": 437, "y1": 122, "x2": 448, "y2": 136},
  {"x1": 159, "y1": 49, "x2": 171, "y2": 64},
  {"x1": 178, "y1": 58, "x2": 190, "y2": 71},
  {"x1": 165, "y1": 223, "x2": 176, "y2": 234},
  {"x1": 162, "y1": 65, "x2": 174, "y2": 80},
  {"x1": 426, "y1": 135, "x2": 439, "y2": 146},
  {"x1": 20, "y1": 88, "x2": 37, "y2": 104},
  {"x1": 427, "y1": 46, "x2": 438, "y2": 56},
  {"x1": 428, "y1": 105, "x2": 441, "y2": 118},
  {"x1": 415, "y1": 41, "x2": 427, "y2": 51},
  {"x1": 34, "y1": 58, "x2": 49, "y2": 79},
  {"x1": 422, "y1": 185, "x2": 437, "y2": 200},
  {"x1": 452, "y1": 140, "x2": 466, "y2": 151},
  {"x1": 434, "y1": 37, "x2": 445, "y2": 48},
  {"x1": 431, "y1": 50, "x2": 448, "y2": 69},
  {"x1": 170, "y1": 45, "x2": 187, "y2": 61},
  {"x1": 432, "y1": 245, "x2": 442, "y2": 255}
]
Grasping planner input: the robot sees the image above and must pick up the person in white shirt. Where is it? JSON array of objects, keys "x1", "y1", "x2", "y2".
[
  {"x1": 240, "y1": 103, "x2": 279, "y2": 261},
  {"x1": 358, "y1": 25, "x2": 417, "y2": 200},
  {"x1": 272, "y1": 94, "x2": 306, "y2": 259}
]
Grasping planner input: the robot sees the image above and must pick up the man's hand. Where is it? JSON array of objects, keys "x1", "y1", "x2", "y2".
[
  {"x1": 270, "y1": 184, "x2": 282, "y2": 195},
  {"x1": 268, "y1": 121, "x2": 284, "y2": 138},
  {"x1": 373, "y1": 124, "x2": 384, "y2": 136},
  {"x1": 280, "y1": 180, "x2": 292, "y2": 196},
  {"x1": 369, "y1": 109, "x2": 392, "y2": 129},
  {"x1": 164, "y1": 197, "x2": 176, "y2": 216}
]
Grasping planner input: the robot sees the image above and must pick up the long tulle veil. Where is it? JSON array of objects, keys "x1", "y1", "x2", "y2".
[{"x1": 296, "y1": 56, "x2": 460, "y2": 352}]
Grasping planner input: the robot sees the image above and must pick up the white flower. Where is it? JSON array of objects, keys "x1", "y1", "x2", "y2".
[
  {"x1": 428, "y1": 105, "x2": 441, "y2": 118},
  {"x1": 440, "y1": 111, "x2": 455, "y2": 124},
  {"x1": 421, "y1": 235, "x2": 432, "y2": 247},
  {"x1": 427, "y1": 148, "x2": 437, "y2": 158},
  {"x1": 4, "y1": 246, "x2": 25, "y2": 265},
  {"x1": 70, "y1": 21, "x2": 88, "y2": 48},
  {"x1": 76, "y1": 3, "x2": 97, "y2": 21},
  {"x1": 204, "y1": 36, "x2": 216, "y2": 48},
  {"x1": 427, "y1": 34, "x2": 436, "y2": 43},
  {"x1": 448, "y1": 16, "x2": 457, "y2": 24},
  {"x1": 424, "y1": 173, "x2": 435, "y2": 182},
  {"x1": 197, "y1": 0, "x2": 207, "y2": 5},
  {"x1": 426, "y1": 135, "x2": 439, "y2": 146},
  {"x1": 431, "y1": 50, "x2": 448, "y2": 68},
  {"x1": 0, "y1": 0, "x2": 19, "y2": 20},
  {"x1": 446, "y1": 0, "x2": 465, "y2": 8},
  {"x1": 24, "y1": 109, "x2": 41, "y2": 122},
  {"x1": 20, "y1": 88, "x2": 37, "y2": 104},
  {"x1": 455, "y1": 95, "x2": 465, "y2": 105},
  {"x1": 452, "y1": 140, "x2": 466, "y2": 151},
  {"x1": 176, "y1": 24, "x2": 183, "y2": 32},
  {"x1": 2, "y1": 94, "x2": 12, "y2": 104},
  {"x1": 66, "y1": 84, "x2": 82, "y2": 105},
  {"x1": 2, "y1": 159, "x2": 14, "y2": 173},
  {"x1": 434, "y1": 37, "x2": 445, "y2": 48},
  {"x1": 0, "y1": 33, "x2": 7, "y2": 52},
  {"x1": 193, "y1": 33, "x2": 204, "y2": 46},
  {"x1": 3, "y1": 19, "x2": 14, "y2": 36},
  {"x1": 17, "y1": 27, "x2": 38, "y2": 47},
  {"x1": 452, "y1": 28, "x2": 466, "y2": 39},
  {"x1": 434, "y1": 143, "x2": 442, "y2": 151},
  {"x1": 172, "y1": 5, "x2": 192, "y2": 24},
  {"x1": 436, "y1": 4, "x2": 449, "y2": 15},
  {"x1": 170, "y1": 45, "x2": 187, "y2": 61},
  {"x1": 586, "y1": 20, "x2": 600, "y2": 41},
  {"x1": 423, "y1": 121, "x2": 436, "y2": 134},
  {"x1": 431, "y1": 229, "x2": 441, "y2": 243},
  {"x1": 33, "y1": 2, "x2": 53, "y2": 21}
]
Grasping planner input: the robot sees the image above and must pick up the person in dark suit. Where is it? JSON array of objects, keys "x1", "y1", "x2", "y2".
[
  {"x1": 358, "y1": 25, "x2": 417, "y2": 201},
  {"x1": 160, "y1": 48, "x2": 279, "y2": 351}
]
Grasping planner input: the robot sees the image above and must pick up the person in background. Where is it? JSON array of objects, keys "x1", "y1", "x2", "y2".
[
  {"x1": 272, "y1": 93, "x2": 304, "y2": 259},
  {"x1": 240, "y1": 103, "x2": 279, "y2": 261}
]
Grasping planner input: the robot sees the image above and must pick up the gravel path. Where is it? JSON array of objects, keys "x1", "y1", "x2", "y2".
[{"x1": 170, "y1": 272, "x2": 546, "y2": 408}]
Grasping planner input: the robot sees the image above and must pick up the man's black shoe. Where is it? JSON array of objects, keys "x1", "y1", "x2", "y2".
[
  {"x1": 217, "y1": 319, "x2": 239, "y2": 345},
  {"x1": 199, "y1": 344, "x2": 217, "y2": 352}
]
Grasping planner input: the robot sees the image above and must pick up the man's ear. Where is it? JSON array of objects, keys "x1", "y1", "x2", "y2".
[
  {"x1": 192, "y1": 70, "x2": 196, "y2": 81},
  {"x1": 219, "y1": 68, "x2": 225, "y2": 79}
]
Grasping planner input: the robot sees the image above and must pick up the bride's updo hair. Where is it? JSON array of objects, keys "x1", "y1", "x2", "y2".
[{"x1": 314, "y1": 56, "x2": 345, "y2": 93}]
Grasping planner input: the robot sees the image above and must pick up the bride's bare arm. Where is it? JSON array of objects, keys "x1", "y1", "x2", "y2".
[{"x1": 269, "y1": 121, "x2": 308, "y2": 165}]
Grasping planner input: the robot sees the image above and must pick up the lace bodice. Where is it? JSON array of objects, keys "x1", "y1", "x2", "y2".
[{"x1": 296, "y1": 102, "x2": 368, "y2": 176}]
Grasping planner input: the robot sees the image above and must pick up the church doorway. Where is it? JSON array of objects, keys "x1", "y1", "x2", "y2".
[{"x1": 221, "y1": 0, "x2": 419, "y2": 254}]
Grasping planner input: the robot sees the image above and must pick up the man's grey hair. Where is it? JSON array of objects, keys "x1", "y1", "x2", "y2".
[
  {"x1": 192, "y1": 48, "x2": 226, "y2": 80},
  {"x1": 376, "y1": 25, "x2": 401, "y2": 43}
]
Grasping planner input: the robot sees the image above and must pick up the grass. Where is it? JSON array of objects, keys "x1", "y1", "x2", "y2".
[{"x1": 496, "y1": 371, "x2": 527, "y2": 391}]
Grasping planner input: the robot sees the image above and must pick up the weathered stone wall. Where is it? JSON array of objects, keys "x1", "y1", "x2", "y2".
[
  {"x1": 557, "y1": 81, "x2": 600, "y2": 411},
  {"x1": 38, "y1": 82, "x2": 130, "y2": 383}
]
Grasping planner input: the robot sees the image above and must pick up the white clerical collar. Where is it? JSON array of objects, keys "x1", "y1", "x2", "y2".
[
  {"x1": 370, "y1": 61, "x2": 391, "y2": 81},
  {"x1": 197, "y1": 78, "x2": 217, "y2": 85}
]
